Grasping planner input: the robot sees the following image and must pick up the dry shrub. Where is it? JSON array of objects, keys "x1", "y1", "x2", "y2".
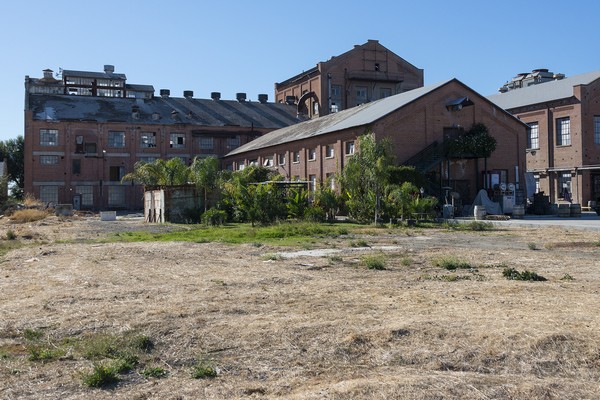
[
  {"x1": 9, "y1": 209, "x2": 50, "y2": 223},
  {"x1": 22, "y1": 194, "x2": 45, "y2": 207}
]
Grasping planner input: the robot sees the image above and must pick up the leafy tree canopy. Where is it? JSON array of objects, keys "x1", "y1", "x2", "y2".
[{"x1": 446, "y1": 123, "x2": 496, "y2": 159}]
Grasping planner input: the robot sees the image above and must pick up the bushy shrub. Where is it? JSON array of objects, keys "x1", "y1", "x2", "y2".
[
  {"x1": 502, "y1": 267, "x2": 547, "y2": 281},
  {"x1": 202, "y1": 209, "x2": 227, "y2": 226},
  {"x1": 303, "y1": 206, "x2": 326, "y2": 222}
]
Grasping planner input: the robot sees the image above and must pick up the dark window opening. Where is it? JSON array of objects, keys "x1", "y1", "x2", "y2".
[
  {"x1": 109, "y1": 166, "x2": 125, "y2": 181},
  {"x1": 72, "y1": 159, "x2": 81, "y2": 175}
]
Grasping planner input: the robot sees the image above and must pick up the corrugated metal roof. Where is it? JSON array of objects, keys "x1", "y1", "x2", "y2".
[
  {"x1": 28, "y1": 94, "x2": 302, "y2": 129},
  {"x1": 487, "y1": 70, "x2": 600, "y2": 110},
  {"x1": 226, "y1": 80, "x2": 453, "y2": 156},
  {"x1": 126, "y1": 83, "x2": 154, "y2": 91},
  {"x1": 62, "y1": 70, "x2": 127, "y2": 80}
]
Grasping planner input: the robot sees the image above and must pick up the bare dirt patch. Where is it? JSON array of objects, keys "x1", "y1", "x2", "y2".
[{"x1": 1, "y1": 216, "x2": 600, "y2": 399}]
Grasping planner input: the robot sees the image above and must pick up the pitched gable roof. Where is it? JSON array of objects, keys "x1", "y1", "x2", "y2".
[
  {"x1": 487, "y1": 70, "x2": 600, "y2": 110},
  {"x1": 226, "y1": 80, "x2": 453, "y2": 156}
]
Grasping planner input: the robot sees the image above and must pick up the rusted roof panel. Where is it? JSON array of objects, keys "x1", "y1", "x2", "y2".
[{"x1": 28, "y1": 94, "x2": 303, "y2": 129}]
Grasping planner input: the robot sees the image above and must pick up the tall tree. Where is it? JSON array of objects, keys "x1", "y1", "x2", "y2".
[
  {"x1": 0, "y1": 136, "x2": 24, "y2": 198},
  {"x1": 189, "y1": 156, "x2": 220, "y2": 212},
  {"x1": 121, "y1": 157, "x2": 190, "y2": 186},
  {"x1": 339, "y1": 132, "x2": 395, "y2": 223}
]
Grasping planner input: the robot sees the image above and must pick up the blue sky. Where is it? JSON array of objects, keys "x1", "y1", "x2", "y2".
[{"x1": 2, "y1": 0, "x2": 599, "y2": 142}]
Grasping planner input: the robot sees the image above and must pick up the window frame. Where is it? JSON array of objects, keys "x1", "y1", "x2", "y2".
[
  {"x1": 308, "y1": 148, "x2": 317, "y2": 161},
  {"x1": 75, "y1": 185, "x2": 94, "y2": 207},
  {"x1": 345, "y1": 141, "x2": 355, "y2": 156},
  {"x1": 39, "y1": 155, "x2": 59, "y2": 165},
  {"x1": 292, "y1": 151, "x2": 300, "y2": 163},
  {"x1": 594, "y1": 116, "x2": 600, "y2": 145},
  {"x1": 108, "y1": 186, "x2": 126, "y2": 207},
  {"x1": 40, "y1": 129, "x2": 58, "y2": 146},
  {"x1": 199, "y1": 136, "x2": 214, "y2": 150},
  {"x1": 39, "y1": 185, "x2": 59, "y2": 204},
  {"x1": 108, "y1": 131, "x2": 126, "y2": 148},
  {"x1": 556, "y1": 117, "x2": 571, "y2": 146},
  {"x1": 325, "y1": 145, "x2": 334, "y2": 158},
  {"x1": 527, "y1": 122, "x2": 540, "y2": 150}
]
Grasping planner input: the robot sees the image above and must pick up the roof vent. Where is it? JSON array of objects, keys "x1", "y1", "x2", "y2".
[
  {"x1": 285, "y1": 96, "x2": 296, "y2": 105},
  {"x1": 171, "y1": 110, "x2": 179, "y2": 119},
  {"x1": 160, "y1": 89, "x2": 170, "y2": 98},
  {"x1": 236, "y1": 92, "x2": 247, "y2": 102},
  {"x1": 183, "y1": 90, "x2": 194, "y2": 98},
  {"x1": 104, "y1": 65, "x2": 115, "y2": 74},
  {"x1": 258, "y1": 94, "x2": 268, "y2": 103},
  {"x1": 211, "y1": 92, "x2": 221, "y2": 101},
  {"x1": 131, "y1": 104, "x2": 140, "y2": 119}
]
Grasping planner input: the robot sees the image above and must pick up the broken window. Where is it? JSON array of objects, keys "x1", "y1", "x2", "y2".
[
  {"x1": 170, "y1": 133, "x2": 186, "y2": 149},
  {"x1": 140, "y1": 132, "x2": 157, "y2": 148}
]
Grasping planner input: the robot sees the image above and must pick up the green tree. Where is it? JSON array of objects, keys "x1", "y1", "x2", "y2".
[
  {"x1": 312, "y1": 185, "x2": 342, "y2": 222},
  {"x1": 122, "y1": 158, "x2": 190, "y2": 186},
  {"x1": 0, "y1": 136, "x2": 24, "y2": 198},
  {"x1": 189, "y1": 156, "x2": 220, "y2": 212},
  {"x1": 446, "y1": 122, "x2": 496, "y2": 158},
  {"x1": 339, "y1": 132, "x2": 395, "y2": 223},
  {"x1": 219, "y1": 166, "x2": 283, "y2": 224}
]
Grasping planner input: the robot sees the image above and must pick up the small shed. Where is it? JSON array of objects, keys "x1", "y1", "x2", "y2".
[{"x1": 144, "y1": 185, "x2": 202, "y2": 223}]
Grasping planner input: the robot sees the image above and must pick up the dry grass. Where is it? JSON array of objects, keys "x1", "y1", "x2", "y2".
[
  {"x1": 0, "y1": 217, "x2": 599, "y2": 399},
  {"x1": 8, "y1": 208, "x2": 50, "y2": 224},
  {"x1": 21, "y1": 194, "x2": 44, "y2": 208}
]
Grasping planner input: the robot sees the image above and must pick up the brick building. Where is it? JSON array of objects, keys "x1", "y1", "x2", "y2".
[
  {"x1": 225, "y1": 79, "x2": 527, "y2": 206},
  {"x1": 488, "y1": 70, "x2": 600, "y2": 206},
  {"x1": 275, "y1": 40, "x2": 423, "y2": 119},
  {"x1": 24, "y1": 66, "x2": 301, "y2": 210}
]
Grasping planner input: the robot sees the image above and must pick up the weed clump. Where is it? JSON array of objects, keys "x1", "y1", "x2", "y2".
[
  {"x1": 503, "y1": 267, "x2": 547, "y2": 281},
  {"x1": 143, "y1": 366, "x2": 167, "y2": 378},
  {"x1": 192, "y1": 360, "x2": 218, "y2": 379},
  {"x1": 433, "y1": 256, "x2": 471, "y2": 270},
  {"x1": 82, "y1": 363, "x2": 119, "y2": 387},
  {"x1": 361, "y1": 254, "x2": 386, "y2": 270}
]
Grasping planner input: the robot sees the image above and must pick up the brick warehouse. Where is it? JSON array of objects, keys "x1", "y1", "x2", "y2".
[
  {"x1": 275, "y1": 40, "x2": 423, "y2": 119},
  {"x1": 224, "y1": 79, "x2": 528, "y2": 207},
  {"x1": 488, "y1": 70, "x2": 600, "y2": 206},
  {"x1": 24, "y1": 66, "x2": 302, "y2": 210}
]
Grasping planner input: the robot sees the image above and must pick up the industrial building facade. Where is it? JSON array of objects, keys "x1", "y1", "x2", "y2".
[
  {"x1": 24, "y1": 66, "x2": 301, "y2": 210},
  {"x1": 488, "y1": 70, "x2": 600, "y2": 206},
  {"x1": 225, "y1": 79, "x2": 527, "y2": 206},
  {"x1": 274, "y1": 40, "x2": 424, "y2": 119}
]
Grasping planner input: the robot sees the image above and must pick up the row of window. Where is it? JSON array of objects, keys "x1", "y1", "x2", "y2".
[
  {"x1": 39, "y1": 185, "x2": 126, "y2": 207},
  {"x1": 527, "y1": 116, "x2": 600, "y2": 149},
  {"x1": 243, "y1": 141, "x2": 355, "y2": 170},
  {"x1": 39, "y1": 129, "x2": 240, "y2": 150}
]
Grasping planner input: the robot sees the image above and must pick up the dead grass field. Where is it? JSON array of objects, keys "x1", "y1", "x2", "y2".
[{"x1": 1, "y1": 216, "x2": 600, "y2": 399}]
